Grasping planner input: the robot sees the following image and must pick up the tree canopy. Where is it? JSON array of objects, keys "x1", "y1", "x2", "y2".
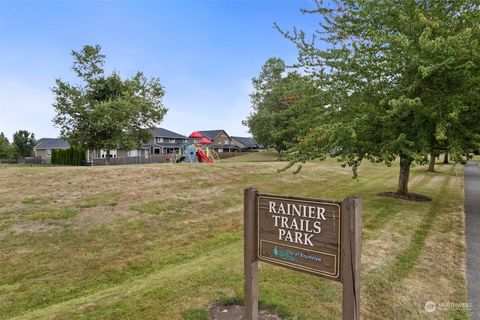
[
  {"x1": 0, "y1": 133, "x2": 14, "y2": 159},
  {"x1": 277, "y1": 0, "x2": 480, "y2": 195},
  {"x1": 12, "y1": 130, "x2": 36, "y2": 159},
  {"x1": 244, "y1": 57, "x2": 325, "y2": 159},
  {"x1": 52, "y1": 45, "x2": 167, "y2": 156}
]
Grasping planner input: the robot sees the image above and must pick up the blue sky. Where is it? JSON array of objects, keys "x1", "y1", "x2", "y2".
[{"x1": 0, "y1": 0, "x2": 319, "y2": 140}]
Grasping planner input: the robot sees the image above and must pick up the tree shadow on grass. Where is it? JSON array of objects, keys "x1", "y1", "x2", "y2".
[{"x1": 378, "y1": 192, "x2": 432, "y2": 202}]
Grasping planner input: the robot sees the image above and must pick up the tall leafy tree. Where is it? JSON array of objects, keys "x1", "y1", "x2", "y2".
[
  {"x1": 12, "y1": 130, "x2": 36, "y2": 158},
  {"x1": 0, "y1": 133, "x2": 14, "y2": 159},
  {"x1": 278, "y1": 0, "x2": 480, "y2": 195},
  {"x1": 52, "y1": 45, "x2": 167, "y2": 162},
  {"x1": 244, "y1": 57, "x2": 325, "y2": 159}
]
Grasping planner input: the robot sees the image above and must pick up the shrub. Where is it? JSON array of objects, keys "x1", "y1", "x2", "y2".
[{"x1": 51, "y1": 148, "x2": 86, "y2": 165}]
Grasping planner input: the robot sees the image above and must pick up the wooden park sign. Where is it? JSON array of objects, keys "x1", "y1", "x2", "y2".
[{"x1": 244, "y1": 188, "x2": 362, "y2": 320}]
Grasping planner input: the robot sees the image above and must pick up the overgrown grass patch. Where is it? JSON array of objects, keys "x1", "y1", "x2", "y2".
[
  {"x1": 76, "y1": 192, "x2": 120, "y2": 208},
  {"x1": 21, "y1": 197, "x2": 53, "y2": 205},
  {"x1": 222, "y1": 151, "x2": 285, "y2": 163},
  {"x1": 26, "y1": 208, "x2": 78, "y2": 220},
  {"x1": 5, "y1": 207, "x2": 79, "y2": 221},
  {"x1": 130, "y1": 198, "x2": 191, "y2": 215}
]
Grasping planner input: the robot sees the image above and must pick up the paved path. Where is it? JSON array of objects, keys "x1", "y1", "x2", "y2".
[{"x1": 465, "y1": 161, "x2": 480, "y2": 320}]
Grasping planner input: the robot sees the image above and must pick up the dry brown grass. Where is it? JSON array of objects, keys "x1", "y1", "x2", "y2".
[{"x1": 0, "y1": 160, "x2": 468, "y2": 319}]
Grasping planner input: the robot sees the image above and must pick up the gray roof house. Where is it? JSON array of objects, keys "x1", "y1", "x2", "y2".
[
  {"x1": 231, "y1": 136, "x2": 263, "y2": 150},
  {"x1": 196, "y1": 129, "x2": 240, "y2": 152},
  {"x1": 143, "y1": 127, "x2": 189, "y2": 154},
  {"x1": 90, "y1": 127, "x2": 188, "y2": 160},
  {"x1": 34, "y1": 138, "x2": 70, "y2": 161},
  {"x1": 35, "y1": 138, "x2": 70, "y2": 150},
  {"x1": 198, "y1": 130, "x2": 225, "y2": 140},
  {"x1": 152, "y1": 127, "x2": 187, "y2": 139}
]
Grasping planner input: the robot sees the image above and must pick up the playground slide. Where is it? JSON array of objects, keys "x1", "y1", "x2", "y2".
[{"x1": 197, "y1": 150, "x2": 213, "y2": 163}]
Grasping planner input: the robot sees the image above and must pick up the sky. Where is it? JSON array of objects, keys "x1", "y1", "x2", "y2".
[{"x1": 0, "y1": 0, "x2": 319, "y2": 141}]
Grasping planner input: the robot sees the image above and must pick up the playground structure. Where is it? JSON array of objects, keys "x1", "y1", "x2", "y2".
[{"x1": 170, "y1": 132, "x2": 219, "y2": 164}]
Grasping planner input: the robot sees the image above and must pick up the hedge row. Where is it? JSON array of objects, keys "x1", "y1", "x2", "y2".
[{"x1": 51, "y1": 148, "x2": 86, "y2": 165}]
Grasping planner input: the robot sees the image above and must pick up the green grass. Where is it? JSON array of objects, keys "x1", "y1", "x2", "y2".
[
  {"x1": 76, "y1": 192, "x2": 120, "y2": 208},
  {"x1": 0, "y1": 159, "x2": 468, "y2": 319},
  {"x1": 21, "y1": 197, "x2": 53, "y2": 205},
  {"x1": 222, "y1": 151, "x2": 285, "y2": 162},
  {"x1": 26, "y1": 208, "x2": 78, "y2": 220},
  {"x1": 181, "y1": 308, "x2": 209, "y2": 320},
  {"x1": 130, "y1": 198, "x2": 191, "y2": 215}
]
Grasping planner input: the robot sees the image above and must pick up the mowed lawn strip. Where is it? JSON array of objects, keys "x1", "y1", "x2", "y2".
[{"x1": 0, "y1": 159, "x2": 467, "y2": 319}]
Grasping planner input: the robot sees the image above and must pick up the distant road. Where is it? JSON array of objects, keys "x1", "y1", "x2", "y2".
[{"x1": 465, "y1": 161, "x2": 480, "y2": 320}]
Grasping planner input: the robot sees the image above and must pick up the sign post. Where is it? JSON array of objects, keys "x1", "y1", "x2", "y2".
[
  {"x1": 243, "y1": 188, "x2": 362, "y2": 320},
  {"x1": 341, "y1": 196, "x2": 362, "y2": 320},
  {"x1": 244, "y1": 187, "x2": 259, "y2": 320}
]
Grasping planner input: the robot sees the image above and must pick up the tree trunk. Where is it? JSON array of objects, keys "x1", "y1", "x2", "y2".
[
  {"x1": 105, "y1": 149, "x2": 110, "y2": 165},
  {"x1": 443, "y1": 151, "x2": 449, "y2": 164},
  {"x1": 276, "y1": 149, "x2": 281, "y2": 161},
  {"x1": 397, "y1": 155, "x2": 412, "y2": 195},
  {"x1": 428, "y1": 153, "x2": 436, "y2": 172}
]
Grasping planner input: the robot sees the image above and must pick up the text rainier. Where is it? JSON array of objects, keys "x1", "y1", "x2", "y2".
[{"x1": 268, "y1": 201, "x2": 327, "y2": 247}]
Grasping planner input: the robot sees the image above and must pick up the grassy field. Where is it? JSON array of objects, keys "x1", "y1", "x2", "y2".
[
  {"x1": 0, "y1": 158, "x2": 468, "y2": 319},
  {"x1": 222, "y1": 152, "x2": 283, "y2": 162}
]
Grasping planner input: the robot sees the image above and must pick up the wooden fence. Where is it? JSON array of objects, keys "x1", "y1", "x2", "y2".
[
  {"x1": 92, "y1": 153, "x2": 249, "y2": 165},
  {"x1": 92, "y1": 154, "x2": 171, "y2": 166},
  {"x1": 24, "y1": 157, "x2": 47, "y2": 164},
  {"x1": 0, "y1": 158, "x2": 18, "y2": 164}
]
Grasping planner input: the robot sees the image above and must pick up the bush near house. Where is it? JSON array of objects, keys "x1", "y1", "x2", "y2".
[{"x1": 51, "y1": 148, "x2": 86, "y2": 165}]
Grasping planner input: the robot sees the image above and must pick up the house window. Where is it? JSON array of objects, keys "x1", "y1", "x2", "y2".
[
  {"x1": 100, "y1": 149, "x2": 117, "y2": 158},
  {"x1": 156, "y1": 137, "x2": 163, "y2": 143},
  {"x1": 218, "y1": 148, "x2": 224, "y2": 153},
  {"x1": 217, "y1": 140, "x2": 222, "y2": 144},
  {"x1": 193, "y1": 139, "x2": 198, "y2": 143},
  {"x1": 184, "y1": 139, "x2": 189, "y2": 143},
  {"x1": 127, "y1": 149, "x2": 139, "y2": 157},
  {"x1": 46, "y1": 149, "x2": 51, "y2": 157},
  {"x1": 224, "y1": 140, "x2": 230, "y2": 145},
  {"x1": 169, "y1": 138, "x2": 175, "y2": 143}
]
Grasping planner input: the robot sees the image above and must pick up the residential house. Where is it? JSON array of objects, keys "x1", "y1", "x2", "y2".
[
  {"x1": 144, "y1": 128, "x2": 189, "y2": 154},
  {"x1": 89, "y1": 127, "x2": 188, "y2": 160},
  {"x1": 34, "y1": 138, "x2": 70, "y2": 162},
  {"x1": 196, "y1": 130, "x2": 240, "y2": 153},
  {"x1": 88, "y1": 146, "x2": 150, "y2": 160},
  {"x1": 231, "y1": 136, "x2": 263, "y2": 151}
]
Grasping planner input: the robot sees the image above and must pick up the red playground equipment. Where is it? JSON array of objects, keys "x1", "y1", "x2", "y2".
[
  {"x1": 173, "y1": 132, "x2": 218, "y2": 164},
  {"x1": 196, "y1": 137, "x2": 213, "y2": 163},
  {"x1": 196, "y1": 149, "x2": 212, "y2": 163}
]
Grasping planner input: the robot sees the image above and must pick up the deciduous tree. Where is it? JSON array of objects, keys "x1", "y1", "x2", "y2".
[
  {"x1": 279, "y1": 0, "x2": 480, "y2": 195},
  {"x1": 0, "y1": 132, "x2": 14, "y2": 159},
  {"x1": 12, "y1": 130, "x2": 35, "y2": 159},
  {"x1": 52, "y1": 45, "x2": 167, "y2": 163},
  {"x1": 244, "y1": 57, "x2": 325, "y2": 160}
]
